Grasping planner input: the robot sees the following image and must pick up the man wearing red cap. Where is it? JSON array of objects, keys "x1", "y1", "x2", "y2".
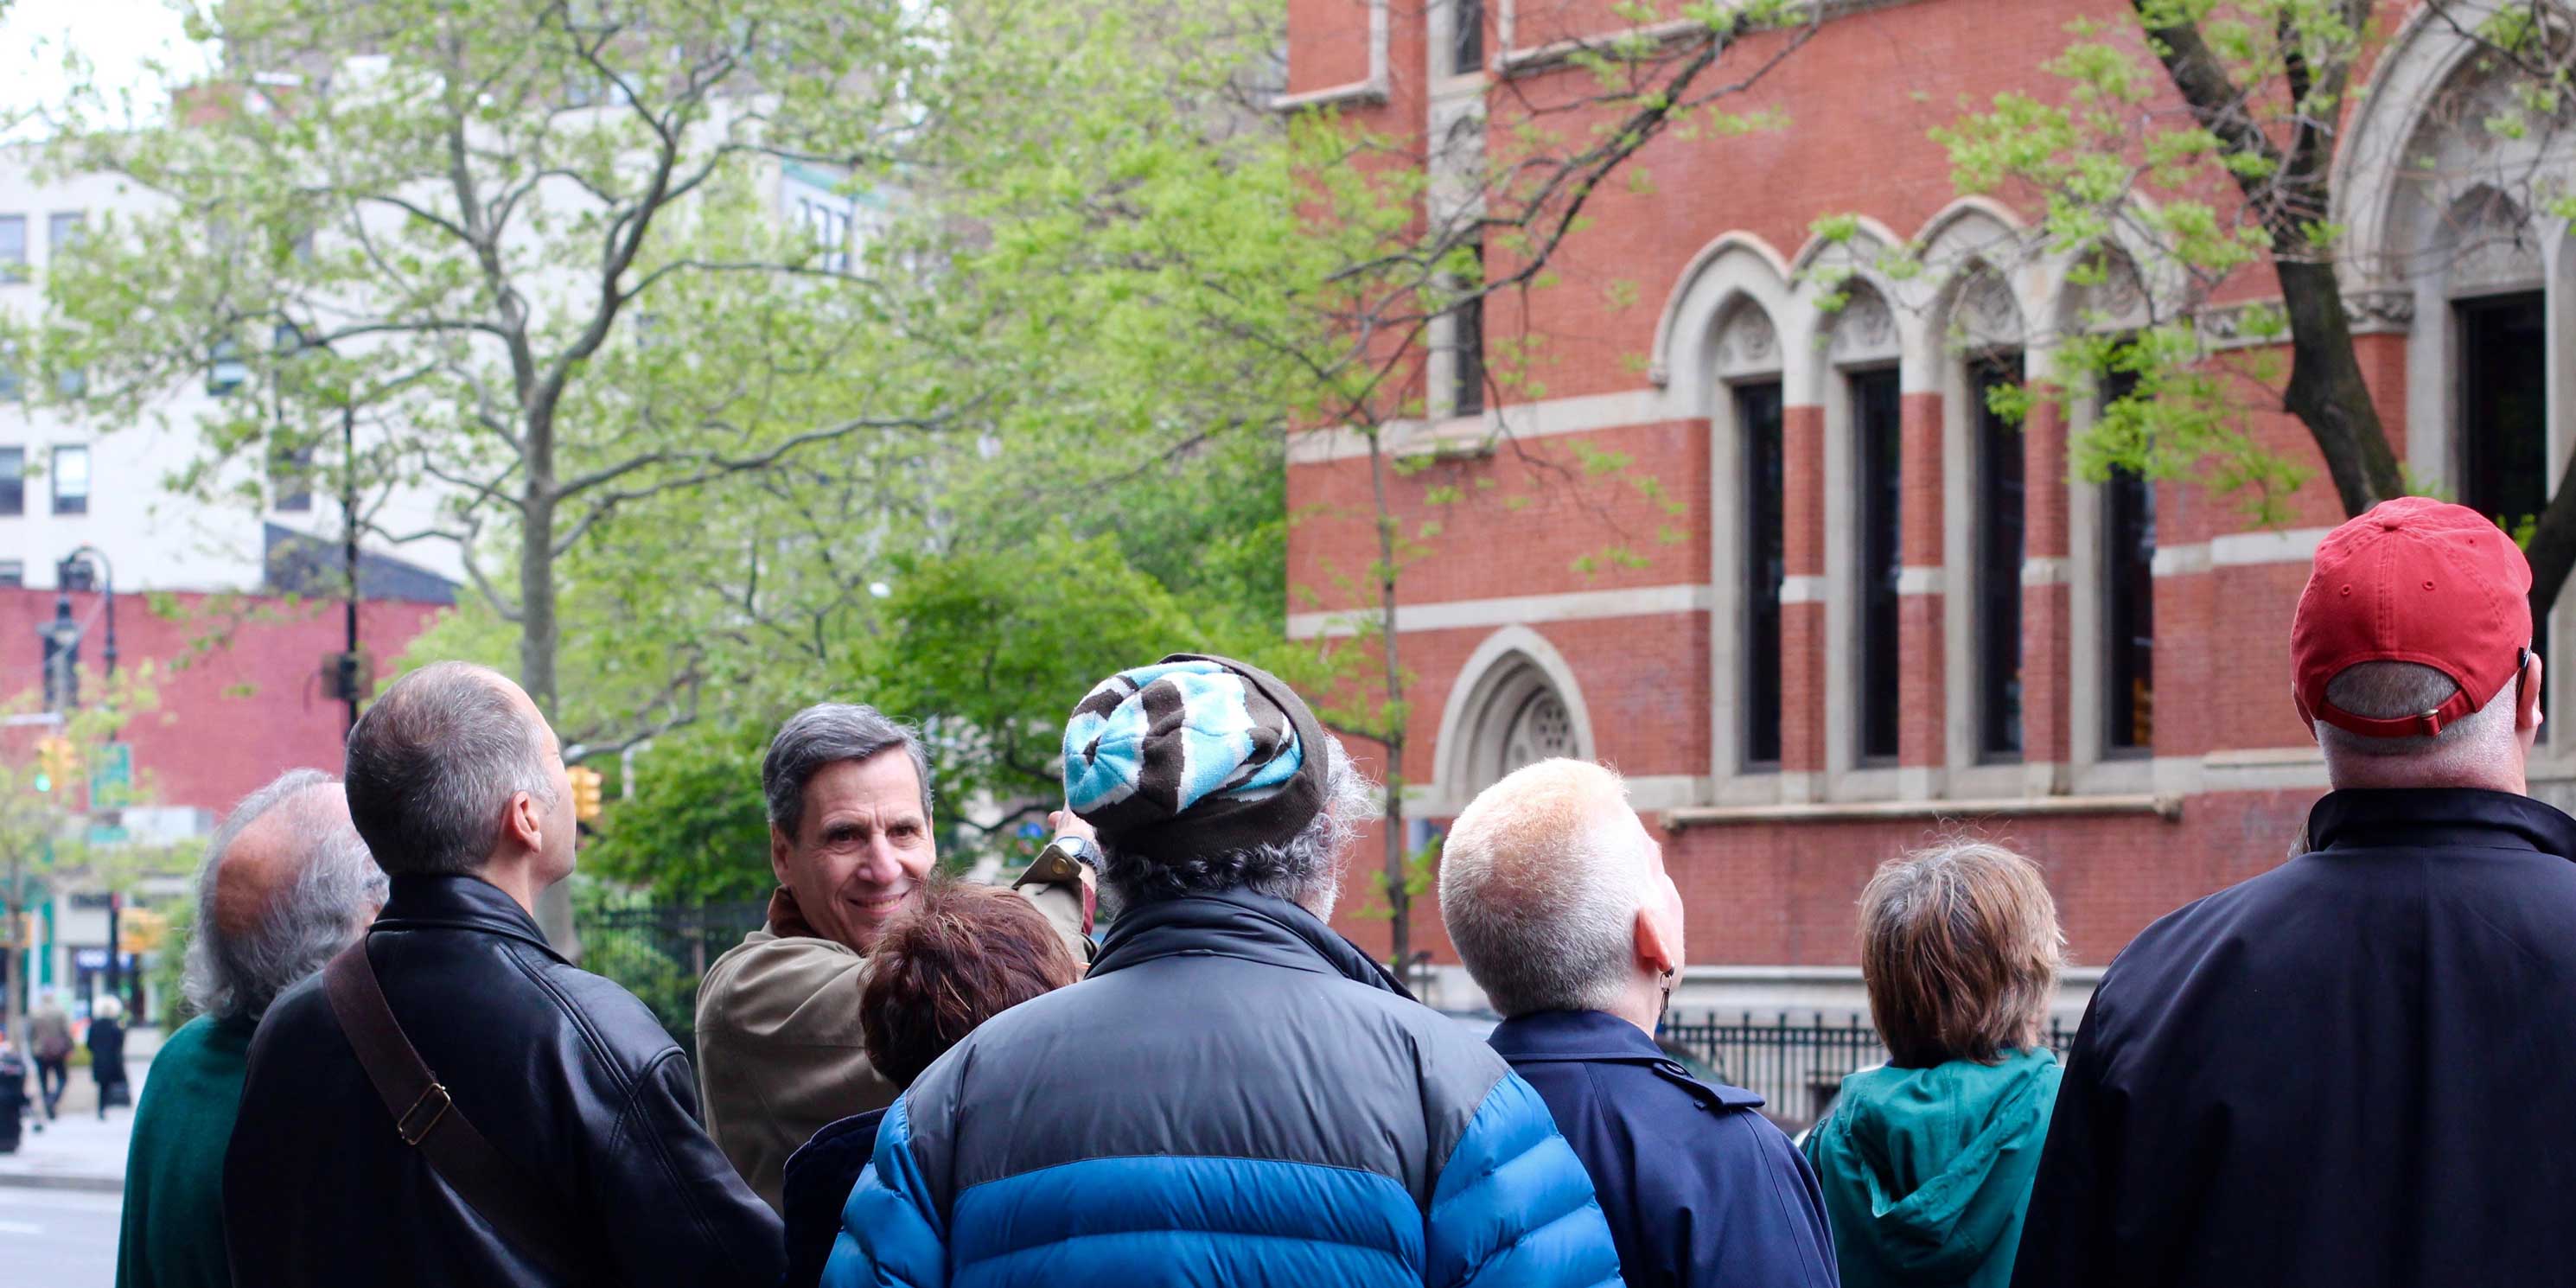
[{"x1": 2012, "y1": 497, "x2": 2576, "y2": 1287}]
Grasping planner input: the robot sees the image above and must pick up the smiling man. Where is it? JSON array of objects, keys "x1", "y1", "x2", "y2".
[{"x1": 694, "y1": 704, "x2": 1095, "y2": 1211}]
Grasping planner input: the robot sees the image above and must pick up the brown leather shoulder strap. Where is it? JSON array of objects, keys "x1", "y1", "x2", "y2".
[{"x1": 322, "y1": 941, "x2": 580, "y2": 1278}]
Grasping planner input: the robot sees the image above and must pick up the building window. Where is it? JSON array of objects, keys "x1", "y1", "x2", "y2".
[
  {"x1": 1452, "y1": 0, "x2": 1484, "y2": 74},
  {"x1": 2460, "y1": 292, "x2": 2547, "y2": 539},
  {"x1": 796, "y1": 197, "x2": 852, "y2": 273},
  {"x1": 0, "y1": 349, "x2": 19, "y2": 403},
  {"x1": 1738, "y1": 379, "x2": 1785, "y2": 769},
  {"x1": 47, "y1": 212, "x2": 82, "y2": 258},
  {"x1": 2100, "y1": 367, "x2": 2155, "y2": 755},
  {"x1": 0, "y1": 561, "x2": 25, "y2": 589},
  {"x1": 1853, "y1": 367, "x2": 1902, "y2": 763},
  {"x1": 271, "y1": 438, "x2": 315, "y2": 513},
  {"x1": 1458, "y1": 660, "x2": 1584, "y2": 792},
  {"x1": 207, "y1": 338, "x2": 247, "y2": 396},
  {"x1": 51, "y1": 445, "x2": 90, "y2": 515},
  {"x1": 1451, "y1": 240, "x2": 1485, "y2": 417},
  {"x1": 0, "y1": 449, "x2": 23, "y2": 517},
  {"x1": 0, "y1": 216, "x2": 23, "y2": 282},
  {"x1": 1500, "y1": 687, "x2": 1575, "y2": 775},
  {"x1": 1973, "y1": 357, "x2": 2025, "y2": 761}
]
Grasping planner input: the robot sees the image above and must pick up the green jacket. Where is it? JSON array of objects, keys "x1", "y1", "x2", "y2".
[
  {"x1": 1801, "y1": 1046, "x2": 2061, "y2": 1288},
  {"x1": 117, "y1": 1014, "x2": 256, "y2": 1288}
]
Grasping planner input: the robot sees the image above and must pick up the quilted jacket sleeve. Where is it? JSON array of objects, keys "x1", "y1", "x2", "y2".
[
  {"x1": 1423, "y1": 1072, "x2": 1623, "y2": 1288},
  {"x1": 820, "y1": 1097, "x2": 948, "y2": 1288}
]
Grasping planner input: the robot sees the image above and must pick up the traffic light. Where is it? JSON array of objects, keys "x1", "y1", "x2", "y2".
[
  {"x1": 34, "y1": 736, "x2": 77, "y2": 794},
  {"x1": 567, "y1": 765, "x2": 603, "y2": 822},
  {"x1": 119, "y1": 906, "x2": 167, "y2": 953}
]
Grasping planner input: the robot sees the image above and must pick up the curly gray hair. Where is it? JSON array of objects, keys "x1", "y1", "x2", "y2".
[{"x1": 183, "y1": 769, "x2": 386, "y2": 1022}]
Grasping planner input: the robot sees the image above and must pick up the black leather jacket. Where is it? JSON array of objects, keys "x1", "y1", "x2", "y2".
[{"x1": 224, "y1": 874, "x2": 782, "y2": 1287}]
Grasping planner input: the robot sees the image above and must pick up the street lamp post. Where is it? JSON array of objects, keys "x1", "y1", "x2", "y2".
[
  {"x1": 54, "y1": 547, "x2": 118, "y2": 1006},
  {"x1": 63, "y1": 545, "x2": 114, "y2": 678}
]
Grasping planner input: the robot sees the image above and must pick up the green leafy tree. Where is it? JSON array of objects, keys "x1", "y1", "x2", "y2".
[
  {"x1": 20, "y1": 0, "x2": 953, "y2": 736},
  {"x1": 1926, "y1": 0, "x2": 2576, "y2": 611},
  {"x1": 0, "y1": 668, "x2": 163, "y2": 1048}
]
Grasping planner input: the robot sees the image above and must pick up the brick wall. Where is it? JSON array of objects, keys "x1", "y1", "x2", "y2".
[{"x1": 1295, "y1": 0, "x2": 2445, "y2": 975}]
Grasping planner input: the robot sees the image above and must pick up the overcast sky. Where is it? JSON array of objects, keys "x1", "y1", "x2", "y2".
[{"x1": 2, "y1": 0, "x2": 215, "y2": 139}]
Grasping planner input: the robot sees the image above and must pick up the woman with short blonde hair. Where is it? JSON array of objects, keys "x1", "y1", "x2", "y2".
[{"x1": 1803, "y1": 840, "x2": 2067, "y2": 1288}]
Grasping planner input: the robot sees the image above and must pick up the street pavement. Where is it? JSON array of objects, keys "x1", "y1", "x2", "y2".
[
  {"x1": 1, "y1": 1036, "x2": 160, "y2": 1288},
  {"x1": 0, "y1": 1185, "x2": 121, "y2": 1286}
]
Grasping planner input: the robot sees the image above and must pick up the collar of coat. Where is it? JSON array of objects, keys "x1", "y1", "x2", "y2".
[
  {"x1": 2306, "y1": 787, "x2": 2576, "y2": 858},
  {"x1": 1087, "y1": 888, "x2": 1413, "y2": 998},
  {"x1": 373, "y1": 873, "x2": 564, "y2": 961},
  {"x1": 1488, "y1": 1009, "x2": 1766, "y2": 1110}
]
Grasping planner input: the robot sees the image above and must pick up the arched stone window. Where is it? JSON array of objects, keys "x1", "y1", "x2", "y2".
[
  {"x1": 1434, "y1": 627, "x2": 1596, "y2": 802},
  {"x1": 2342, "y1": 15, "x2": 2574, "y2": 743},
  {"x1": 1714, "y1": 298, "x2": 1787, "y2": 772},
  {"x1": 1946, "y1": 265, "x2": 2028, "y2": 766},
  {"x1": 2060, "y1": 247, "x2": 2158, "y2": 767}
]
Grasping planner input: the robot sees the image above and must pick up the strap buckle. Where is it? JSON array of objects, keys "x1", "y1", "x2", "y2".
[{"x1": 396, "y1": 1080, "x2": 453, "y2": 1145}]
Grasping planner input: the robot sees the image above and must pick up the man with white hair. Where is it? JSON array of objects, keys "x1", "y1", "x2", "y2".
[
  {"x1": 2015, "y1": 496, "x2": 2576, "y2": 1286},
  {"x1": 115, "y1": 768, "x2": 384, "y2": 1288},
  {"x1": 1439, "y1": 757, "x2": 1836, "y2": 1288}
]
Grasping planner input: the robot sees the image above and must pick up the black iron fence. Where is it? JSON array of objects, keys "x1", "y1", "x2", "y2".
[
  {"x1": 1659, "y1": 1011, "x2": 2079, "y2": 1131},
  {"x1": 575, "y1": 897, "x2": 768, "y2": 1052}
]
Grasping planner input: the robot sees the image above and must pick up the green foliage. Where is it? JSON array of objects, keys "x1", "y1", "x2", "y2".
[{"x1": 1927, "y1": 3, "x2": 2376, "y2": 522}]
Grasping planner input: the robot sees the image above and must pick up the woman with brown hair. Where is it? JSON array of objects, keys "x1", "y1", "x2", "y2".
[
  {"x1": 1801, "y1": 840, "x2": 2066, "y2": 1288},
  {"x1": 778, "y1": 877, "x2": 1082, "y2": 1288}
]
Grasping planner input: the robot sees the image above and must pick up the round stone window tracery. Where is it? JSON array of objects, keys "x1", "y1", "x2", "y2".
[{"x1": 1501, "y1": 690, "x2": 1576, "y2": 775}]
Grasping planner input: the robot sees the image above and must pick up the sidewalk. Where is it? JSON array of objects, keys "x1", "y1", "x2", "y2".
[{"x1": 0, "y1": 1027, "x2": 163, "y2": 1195}]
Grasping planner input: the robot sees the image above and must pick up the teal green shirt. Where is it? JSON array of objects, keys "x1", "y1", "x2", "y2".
[
  {"x1": 1802, "y1": 1046, "x2": 2063, "y2": 1288},
  {"x1": 116, "y1": 1014, "x2": 256, "y2": 1288}
]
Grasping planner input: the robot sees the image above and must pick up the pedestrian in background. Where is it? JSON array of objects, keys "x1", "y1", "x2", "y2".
[
  {"x1": 224, "y1": 661, "x2": 780, "y2": 1287},
  {"x1": 29, "y1": 990, "x2": 72, "y2": 1120},
  {"x1": 1802, "y1": 841, "x2": 2063, "y2": 1288},
  {"x1": 86, "y1": 994, "x2": 127, "y2": 1119},
  {"x1": 779, "y1": 878, "x2": 1082, "y2": 1288},
  {"x1": 1441, "y1": 757, "x2": 1837, "y2": 1288},
  {"x1": 117, "y1": 768, "x2": 385, "y2": 1288},
  {"x1": 0, "y1": 1030, "x2": 28, "y2": 1153},
  {"x1": 826, "y1": 654, "x2": 1620, "y2": 1288},
  {"x1": 2014, "y1": 498, "x2": 2576, "y2": 1286},
  {"x1": 695, "y1": 704, "x2": 1094, "y2": 1211}
]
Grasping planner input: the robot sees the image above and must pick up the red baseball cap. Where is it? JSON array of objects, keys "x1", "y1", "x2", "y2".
[{"x1": 2292, "y1": 496, "x2": 2532, "y2": 737}]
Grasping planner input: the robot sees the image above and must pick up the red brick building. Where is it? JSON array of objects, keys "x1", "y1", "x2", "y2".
[{"x1": 1285, "y1": 0, "x2": 2565, "y2": 1017}]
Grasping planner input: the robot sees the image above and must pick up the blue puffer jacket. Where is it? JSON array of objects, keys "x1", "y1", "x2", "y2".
[{"x1": 819, "y1": 889, "x2": 1622, "y2": 1288}]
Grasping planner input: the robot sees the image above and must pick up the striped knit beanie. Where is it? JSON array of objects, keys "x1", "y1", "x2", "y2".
[{"x1": 1062, "y1": 654, "x2": 1329, "y2": 862}]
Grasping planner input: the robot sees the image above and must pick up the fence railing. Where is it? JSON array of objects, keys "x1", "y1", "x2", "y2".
[
  {"x1": 575, "y1": 898, "x2": 768, "y2": 1052},
  {"x1": 1659, "y1": 1011, "x2": 2079, "y2": 1131}
]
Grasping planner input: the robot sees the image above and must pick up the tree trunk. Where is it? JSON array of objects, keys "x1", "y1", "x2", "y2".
[
  {"x1": 1367, "y1": 436, "x2": 1410, "y2": 978},
  {"x1": 2522, "y1": 457, "x2": 2576, "y2": 623},
  {"x1": 2274, "y1": 260, "x2": 2404, "y2": 519},
  {"x1": 520, "y1": 481, "x2": 578, "y2": 956}
]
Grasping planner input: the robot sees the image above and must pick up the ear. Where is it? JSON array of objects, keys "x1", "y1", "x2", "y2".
[
  {"x1": 2521, "y1": 651, "x2": 2547, "y2": 734},
  {"x1": 769, "y1": 825, "x2": 795, "y2": 888},
  {"x1": 1634, "y1": 903, "x2": 1678, "y2": 978},
  {"x1": 2293, "y1": 684, "x2": 2319, "y2": 743},
  {"x1": 501, "y1": 790, "x2": 544, "y2": 855}
]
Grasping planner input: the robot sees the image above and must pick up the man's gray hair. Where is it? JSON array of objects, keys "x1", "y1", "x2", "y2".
[
  {"x1": 762, "y1": 703, "x2": 934, "y2": 838},
  {"x1": 183, "y1": 769, "x2": 387, "y2": 1021},
  {"x1": 1438, "y1": 759, "x2": 1653, "y2": 1017},
  {"x1": 2316, "y1": 660, "x2": 2518, "y2": 769},
  {"x1": 1098, "y1": 736, "x2": 1371, "y2": 917},
  {"x1": 345, "y1": 661, "x2": 558, "y2": 877}
]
